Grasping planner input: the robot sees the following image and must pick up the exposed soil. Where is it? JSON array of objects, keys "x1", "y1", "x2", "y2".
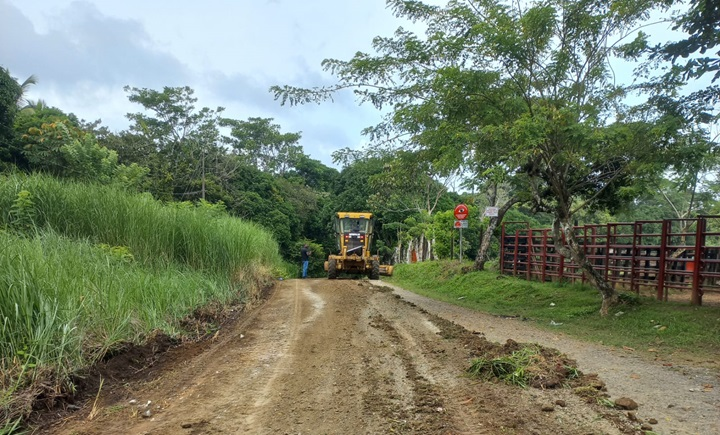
[{"x1": 31, "y1": 279, "x2": 719, "y2": 434}]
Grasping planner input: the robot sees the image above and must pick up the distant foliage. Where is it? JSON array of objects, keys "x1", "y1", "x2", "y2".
[{"x1": 0, "y1": 67, "x2": 21, "y2": 163}]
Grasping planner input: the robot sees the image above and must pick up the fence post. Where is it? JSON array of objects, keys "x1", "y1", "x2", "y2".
[
  {"x1": 500, "y1": 224, "x2": 505, "y2": 274},
  {"x1": 541, "y1": 230, "x2": 547, "y2": 283},
  {"x1": 658, "y1": 220, "x2": 668, "y2": 301},
  {"x1": 631, "y1": 222, "x2": 639, "y2": 293},
  {"x1": 692, "y1": 218, "x2": 704, "y2": 305},
  {"x1": 525, "y1": 230, "x2": 531, "y2": 281},
  {"x1": 581, "y1": 226, "x2": 587, "y2": 284},
  {"x1": 513, "y1": 229, "x2": 519, "y2": 276},
  {"x1": 604, "y1": 223, "x2": 611, "y2": 283}
]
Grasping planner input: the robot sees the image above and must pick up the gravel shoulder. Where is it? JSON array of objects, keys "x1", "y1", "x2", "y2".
[{"x1": 380, "y1": 281, "x2": 720, "y2": 435}]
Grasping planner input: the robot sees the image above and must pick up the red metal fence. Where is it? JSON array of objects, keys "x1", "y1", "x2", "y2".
[{"x1": 500, "y1": 217, "x2": 720, "y2": 305}]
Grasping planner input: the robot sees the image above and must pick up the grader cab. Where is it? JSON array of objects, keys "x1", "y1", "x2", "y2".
[{"x1": 324, "y1": 212, "x2": 393, "y2": 279}]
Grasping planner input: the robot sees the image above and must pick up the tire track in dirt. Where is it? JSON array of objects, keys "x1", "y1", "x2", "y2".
[
  {"x1": 247, "y1": 279, "x2": 383, "y2": 434},
  {"x1": 243, "y1": 279, "x2": 315, "y2": 423},
  {"x1": 45, "y1": 279, "x2": 320, "y2": 434}
]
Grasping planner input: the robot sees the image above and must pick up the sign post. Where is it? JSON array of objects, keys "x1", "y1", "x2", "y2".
[{"x1": 453, "y1": 204, "x2": 469, "y2": 261}]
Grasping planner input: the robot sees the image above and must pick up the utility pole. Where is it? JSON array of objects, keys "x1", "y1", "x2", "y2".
[{"x1": 201, "y1": 148, "x2": 206, "y2": 200}]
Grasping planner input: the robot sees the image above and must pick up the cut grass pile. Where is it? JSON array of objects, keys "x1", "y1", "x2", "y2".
[{"x1": 467, "y1": 343, "x2": 581, "y2": 389}]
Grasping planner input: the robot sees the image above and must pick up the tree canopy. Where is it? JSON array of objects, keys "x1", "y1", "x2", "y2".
[
  {"x1": 272, "y1": 0, "x2": 717, "y2": 313},
  {"x1": 0, "y1": 67, "x2": 22, "y2": 166}
]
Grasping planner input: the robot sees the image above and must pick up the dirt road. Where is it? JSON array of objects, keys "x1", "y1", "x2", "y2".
[{"x1": 39, "y1": 279, "x2": 712, "y2": 434}]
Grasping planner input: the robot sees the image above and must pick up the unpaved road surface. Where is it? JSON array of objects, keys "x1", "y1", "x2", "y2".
[{"x1": 38, "y1": 279, "x2": 719, "y2": 434}]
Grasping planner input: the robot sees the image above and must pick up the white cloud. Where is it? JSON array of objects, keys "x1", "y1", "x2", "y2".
[{"x1": 1, "y1": 0, "x2": 410, "y2": 167}]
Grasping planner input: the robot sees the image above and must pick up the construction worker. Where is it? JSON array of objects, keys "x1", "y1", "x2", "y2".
[{"x1": 301, "y1": 244, "x2": 311, "y2": 278}]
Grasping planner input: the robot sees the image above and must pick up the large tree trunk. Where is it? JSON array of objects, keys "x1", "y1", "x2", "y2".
[
  {"x1": 393, "y1": 228, "x2": 403, "y2": 264},
  {"x1": 474, "y1": 196, "x2": 521, "y2": 271},
  {"x1": 551, "y1": 217, "x2": 618, "y2": 316},
  {"x1": 393, "y1": 244, "x2": 401, "y2": 264}
]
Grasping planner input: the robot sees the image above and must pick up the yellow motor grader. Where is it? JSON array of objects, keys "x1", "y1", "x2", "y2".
[{"x1": 324, "y1": 212, "x2": 394, "y2": 279}]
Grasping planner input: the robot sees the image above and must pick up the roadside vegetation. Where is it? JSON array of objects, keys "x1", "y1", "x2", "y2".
[
  {"x1": 0, "y1": 173, "x2": 283, "y2": 430},
  {"x1": 387, "y1": 261, "x2": 720, "y2": 366}
]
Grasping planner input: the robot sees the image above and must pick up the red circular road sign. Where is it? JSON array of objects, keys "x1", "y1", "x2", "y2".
[{"x1": 454, "y1": 204, "x2": 468, "y2": 220}]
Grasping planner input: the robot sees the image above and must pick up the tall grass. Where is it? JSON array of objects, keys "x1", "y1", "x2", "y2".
[
  {"x1": 0, "y1": 230, "x2": 242, "y2": 424},
  {"x1": 0, "y1": 173, "x2": 283, "y2": 428},
  {"x1": 0, "y1": 172, "x2": 281, "y2": 275}
]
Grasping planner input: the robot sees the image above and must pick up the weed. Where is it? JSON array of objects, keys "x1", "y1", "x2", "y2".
[
  {"x1": 97, "y1": 244, "x2": 135, "y2": 263},
  {"x1": 564, "y1": 365, "x2": 581, "y2": 380},
  {"x1": 0, "y1": 417, "x2": 23, "y2": 435},
  {"x1": 87, "y1": 378, "x2": 104, "y2": 421},
  {"x1": 8, "y1": 190, "x2": 36, "y2": 232},
  {"x1": 617, "y1": 292, "x2": 641, "y2": 306},
  {"x1": 597, "y1": 397, "x2": 616, "y2": 408}
]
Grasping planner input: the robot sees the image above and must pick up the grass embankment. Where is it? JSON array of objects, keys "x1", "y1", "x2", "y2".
[
  {"x1": 0, "y1": 173, "x2": 283, "y2": 429},
  {"x1": 387, "y1": 261, "x2": 720, "y2": 366}
]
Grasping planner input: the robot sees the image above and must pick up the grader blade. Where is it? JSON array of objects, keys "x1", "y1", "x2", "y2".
[{"x1": 379, "y1": 265, "x2": 394, "y2": 276}]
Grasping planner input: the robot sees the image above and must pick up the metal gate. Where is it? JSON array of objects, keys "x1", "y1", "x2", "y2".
[{"x1": 500, "y1": 217, "x2": 720, "y2": 305}]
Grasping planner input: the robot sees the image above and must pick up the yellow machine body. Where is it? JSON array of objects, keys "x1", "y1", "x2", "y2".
[{"x1": 323, "y1": 212, "x2": 393, "y2": 279}]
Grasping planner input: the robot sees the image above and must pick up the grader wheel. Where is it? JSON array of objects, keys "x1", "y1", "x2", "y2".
[
  {"x1": 370, "y1": 260, "x2": 380, "y2": 280},
  {"x1": 328, "y1": 259, "x2": 337, "y2": 279}
]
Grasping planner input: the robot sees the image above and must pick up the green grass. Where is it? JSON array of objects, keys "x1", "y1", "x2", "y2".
[
  {"x1": 386, "y1": 261, "x2": 720, "y2": 365},
  {"x1": 0, "y1": 172, "x2": 282, "y2": 276},
  {"x1": 0, "y1": 173, "x2": 285, "y2": 430}
]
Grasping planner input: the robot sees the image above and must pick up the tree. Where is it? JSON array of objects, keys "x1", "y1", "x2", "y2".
[
  {"x1": 284, "y1": 153, "x2": 339, "y2": 192},
  {"x1": 125, "y1": 86, "x2": 225, "y2": 201},
  {"x1": 273, "y1": 0, "x2": 692, "y2": 315},
  {"x1": 0, "y1": 67, "x2": 22, "y2": 166},
  {"x1": 11, "y1": 104, "x2": 81, "y2": 170},
  {"x1": 18, "y1": 118, "x2": 147, "y2": 185},
  {"x1": 16, "y1": 74, "x2": 38, "y2": 109},
  {"x1": 366, "y1": 150, "x2": 458, "y2": 262},
  {"x1": 660, "y1": 128, "x2": 719, "y2": 219},
  {"x1": 471, "y1": 180, "x2": 523, "y2": 271},
  {"x1": 631, "y1": 1, "x2": 719, "y2": 149},
  {"x1": 654, "y1": 0, "x2": 720, "y2": 84},
  {"x1": 221, "y1": 117, "x2": 302, "y2": 175},
  {"x1": 629, "y1": 0, "x2": 720, "y2": 227}
]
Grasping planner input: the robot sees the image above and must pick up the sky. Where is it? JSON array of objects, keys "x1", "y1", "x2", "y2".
[{"x1": 1, "y1": 0, "x2": 422, "y2": 168}]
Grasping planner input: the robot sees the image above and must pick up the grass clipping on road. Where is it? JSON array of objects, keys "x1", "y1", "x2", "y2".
[
  {"x1": 387, "y1": 261, "x2": 720, "y2": 369},
  {"x1": 420, "y1": 305, "x2": 609, "y2": 404},
  {"x1": 467, "y1": 342, "x2": 580, "y2": 389}
]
